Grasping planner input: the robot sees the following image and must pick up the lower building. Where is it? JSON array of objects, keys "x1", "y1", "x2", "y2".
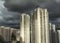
[{"x1": 0, "y1": 26, "x2": 20, "y2": 43}]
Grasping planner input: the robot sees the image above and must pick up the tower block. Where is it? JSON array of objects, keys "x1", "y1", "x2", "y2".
[
  {"x1": 33, "y1": 8, "x2": 41, "y2": 43},
  {"x1": 20, "y1": 7, "x2": 50, "y2": 43},
  {"x1": 24, "y1": 14, "x2": 30, "y2": 43},
  {"x1": 49, "y1": 23, "x2": 52, "y2": 43},
  {"x1": 20, "y1": 14, "x2": 25, "y2": 43},
  {"x1": 31, "y1": 8, "x2": 42, "y2": 43},
  {"x1": 44, "y1": 9, "x2": 50, "y2": 43},
  {"x1": 31, "y1": 8, "x2": 50, "y2": 43},
  {"x1": 52, "y1": 24, "x2": 59, "y2": 43},
  {"x1": 20, "y1": 14, "x2": 30, "y2": 43},
  {"x1": 41, "y1": 9, "x2": 46, "y2": 43}
]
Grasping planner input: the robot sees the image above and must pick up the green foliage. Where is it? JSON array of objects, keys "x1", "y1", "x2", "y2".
[
  {"x1": 0, "y1": 35, "x2": 5, "y2": 43},
  {"x1": 11, "y1": 33, "x2": 16, "y2": 41},
  {"x1": 16, "y1": 41, "x2": 20, "y2": 43}
]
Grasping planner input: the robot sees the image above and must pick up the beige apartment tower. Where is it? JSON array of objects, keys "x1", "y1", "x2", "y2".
[
  {"x1": 57, "y1": 30, "x2": 60, "y2": 43},
  {"x1": 49, "y1": 23, "x2": 59, "y2": 43},
  {"x1": 44, "y1": 9, "x2": 50, "y2": 43},
  {"x1": 52, "y1": 24, "x2": 59, "y2": 43},
  {"x1": 31, "y1": 8, "x2": 50, "y2": 43},
  {"x1": 49, "y1": 23, "x2": 52, "y2": 43},
  {"x1": 20, "y1": 14, "x2": 30, "y2": 43},
  {"x1": 31, "y1": 8, "x2": 42, "y2": 43},
  {"x1": 20, "y1": 7, "x2": 50, "y2": 43}
]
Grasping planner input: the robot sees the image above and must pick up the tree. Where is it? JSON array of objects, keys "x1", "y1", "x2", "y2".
[
  {"x1": 16, "y1": 41, "x2": 20, "y2": 43},
  {"x1": 0, "y1": 35, "x2": 5, "y2": 43},
  {"x1": 11, "y1": 33, "x2": 16, "y2": 41}
]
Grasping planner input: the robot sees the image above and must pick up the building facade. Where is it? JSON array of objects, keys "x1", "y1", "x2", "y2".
[
  {"x1": 20, "y1": 7, "x2": 59, "y2": 43},
  {"x1": 0, "y1": 26, "x2": 19, "y2": 43}
]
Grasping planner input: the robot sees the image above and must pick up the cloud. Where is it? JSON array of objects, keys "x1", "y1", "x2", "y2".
[
  {"x1": 0, "y1": 0, "x2": 60, "y2": 29},
  {"x1": 40, "y1": 2, "x2": 60, "y2": 28},
  {"x1": 0, "y1": 0, "x2": 20, "y2": 28},
  {"x1": 0, "y1": 1, "x2": 5, "y2": 8},
  {"x1": 55, "y1": 0, "x2": 60, "y2": 3},
  {"x1": 0, "y1": 16, "x2": 4, "y2": 20},
  {"x1": 0, "y1": 11, "x2": 2, "y2": 13}
]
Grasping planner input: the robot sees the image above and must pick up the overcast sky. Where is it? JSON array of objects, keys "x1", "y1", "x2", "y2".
[
  {"x1": 0, "y1": 0, "x2": 20, "y2": 29},
  {"x1": 0, "y1": 0, "x2": 60, "y2": 29}
]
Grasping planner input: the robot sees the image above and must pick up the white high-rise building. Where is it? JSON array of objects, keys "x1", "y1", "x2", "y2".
[
  {"x1": 20, "y1": 7, "x2": 57, "y2": 43},
  {"x1": 31, "y1": 7, "x2": 50, "y2": 43},
  {"x1": 20, "y1": 14, "x2": 30, "y2": 43},
  {"x1": 52, "y1": 24, "x2": 59, "y2": 43},
  {"x1": 49, "y1": 23, "x2": 59, "y2": 43},
  {"x1": 57, "y1": 30, "x2": 60, "y2": 43},
  {"x1": 31, "y1": 8, "x2": 42, "y2": 43}
]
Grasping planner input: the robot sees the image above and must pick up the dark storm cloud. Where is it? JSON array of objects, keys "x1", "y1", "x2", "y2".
[
  {"x1": 4, "y1": 0, "x2": 38, "y2": 12},
  {"x1": 39, "y1": 2, "x2": 60, "y2": 19},
  {"x1": 40, "y1": 2, "x2": 60, "y2": 28},
  {"x1": 2, "y1": 12, "x2": 20, "y2": 29},
  {"x1": 0, "y1": 0, "x2": 60, "y2": 28},
  {"x1": 4, "y1": 0, "x2": 51, "y2": 13},
  {"x1": 47, "y1": 3, "x2": 60, "y2": 18},
  {"x1": 0, "y1": 0, "x2": 20, "y2": 29}
]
